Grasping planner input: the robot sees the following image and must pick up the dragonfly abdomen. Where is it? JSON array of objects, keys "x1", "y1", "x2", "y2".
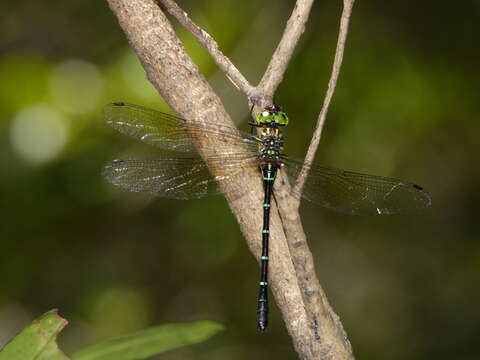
[{"x1": 257, "y1": 163, "x2": 279, "y2": 331}]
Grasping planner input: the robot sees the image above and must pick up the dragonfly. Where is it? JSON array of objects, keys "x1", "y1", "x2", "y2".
[{"x1": 102, "y1": 102, "x2": 431, "y2": 332}]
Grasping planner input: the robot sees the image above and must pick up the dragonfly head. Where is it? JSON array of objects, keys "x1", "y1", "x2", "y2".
[{"x1": 256, "y1": 104, "x2": 289, "y2": 126}]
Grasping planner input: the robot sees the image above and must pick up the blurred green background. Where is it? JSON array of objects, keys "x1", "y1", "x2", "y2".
[{"x1": 1, "y1": 0, "x2": 479, "y2": 359}]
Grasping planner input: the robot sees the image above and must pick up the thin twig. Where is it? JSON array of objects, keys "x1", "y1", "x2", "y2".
[
  {"x1": 158, "y1": 0, "x2": 254, "y2": 96},
  {"x1": 257, "y1": 0, "x2": 315, "y2": 98},
  {"x1": 294, "y1": 0, "x2": 355, "y2": 203}
]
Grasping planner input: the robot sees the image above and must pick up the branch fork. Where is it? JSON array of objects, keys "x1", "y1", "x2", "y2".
[{"x1": 106, "y1": 0, "x2": 355, "y2": 358}]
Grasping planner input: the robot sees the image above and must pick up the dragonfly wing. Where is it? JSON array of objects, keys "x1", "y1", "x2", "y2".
[
  {"x1": 102, "y1": 155, "x2": 259, "y2": 200},
  {"x1": 104, "y1": 102, "x2": 259, "y2": 154},
  {"x1": 283, "y1": 157, "x2": 432, "y2": 215}
]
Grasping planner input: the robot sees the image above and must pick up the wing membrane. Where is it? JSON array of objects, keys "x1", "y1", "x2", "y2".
[
  {"x1": 284, "y1": 157, "x2": 431, "y2": 215},
  {"x1": 102, "y1": 155, "x2": 259, "y2": 200},
  {"x1": 104, "y1": 102, "x2": 259, "y2": 154}
]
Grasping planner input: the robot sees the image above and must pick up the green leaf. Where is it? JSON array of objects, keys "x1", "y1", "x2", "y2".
[
  {"x1": 0, "y1": 309, "x2": 69, "y2": 360},
  {"x1": 70, "y1": 321, "x2": 223, "y2": 360}
]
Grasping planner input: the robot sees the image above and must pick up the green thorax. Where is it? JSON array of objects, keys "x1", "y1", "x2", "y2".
[
  {"x1": 254, "y1": 105, "x2": 288, "y2": 160},
  {"x1": 255, "y1": 105, "x2": 289, "y2": 126}
]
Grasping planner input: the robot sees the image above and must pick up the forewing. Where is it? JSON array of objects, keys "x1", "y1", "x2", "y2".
[
  {"x1": 102, "y1": 155, "x2": 259, "y2": 200},
  {"x1": 103, "y1": 102, "x2": 259, "y2": 154},
  {"x1": 284, "y1": 157, "x2": 431, "y2": 215}
]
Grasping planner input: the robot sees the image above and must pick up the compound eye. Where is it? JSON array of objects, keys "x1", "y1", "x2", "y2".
[{"x1": 262, "y1": 111, "x2": 270, "y2": 117}]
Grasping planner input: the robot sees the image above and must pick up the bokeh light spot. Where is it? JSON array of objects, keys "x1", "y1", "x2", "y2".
[
  {"x1": 49, "y1": 59, "x2": 104, "y2": 115},
  {"x1": 9, "y1": 104, "x2": 69, "y2": 165}
]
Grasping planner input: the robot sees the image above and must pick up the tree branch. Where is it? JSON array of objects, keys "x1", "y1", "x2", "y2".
[
  {"x1": 256, "y1": 0, "x2": 315, "y2": 99},
  {"x1": 158, "y1": 0, "x2": 315, "y2": 107},
  {"x1": 294, "y1": 0, "x2": 355, "y2": 203},
  {"x1": 276, "y1": 4, "x2": 357, "y2": 355},
  {"x1": 157, "y1": 0, "x2": 254, "y2": 96},
  {"x1": 105, "y1": 0, "x2": 356, "y2": 359}
]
